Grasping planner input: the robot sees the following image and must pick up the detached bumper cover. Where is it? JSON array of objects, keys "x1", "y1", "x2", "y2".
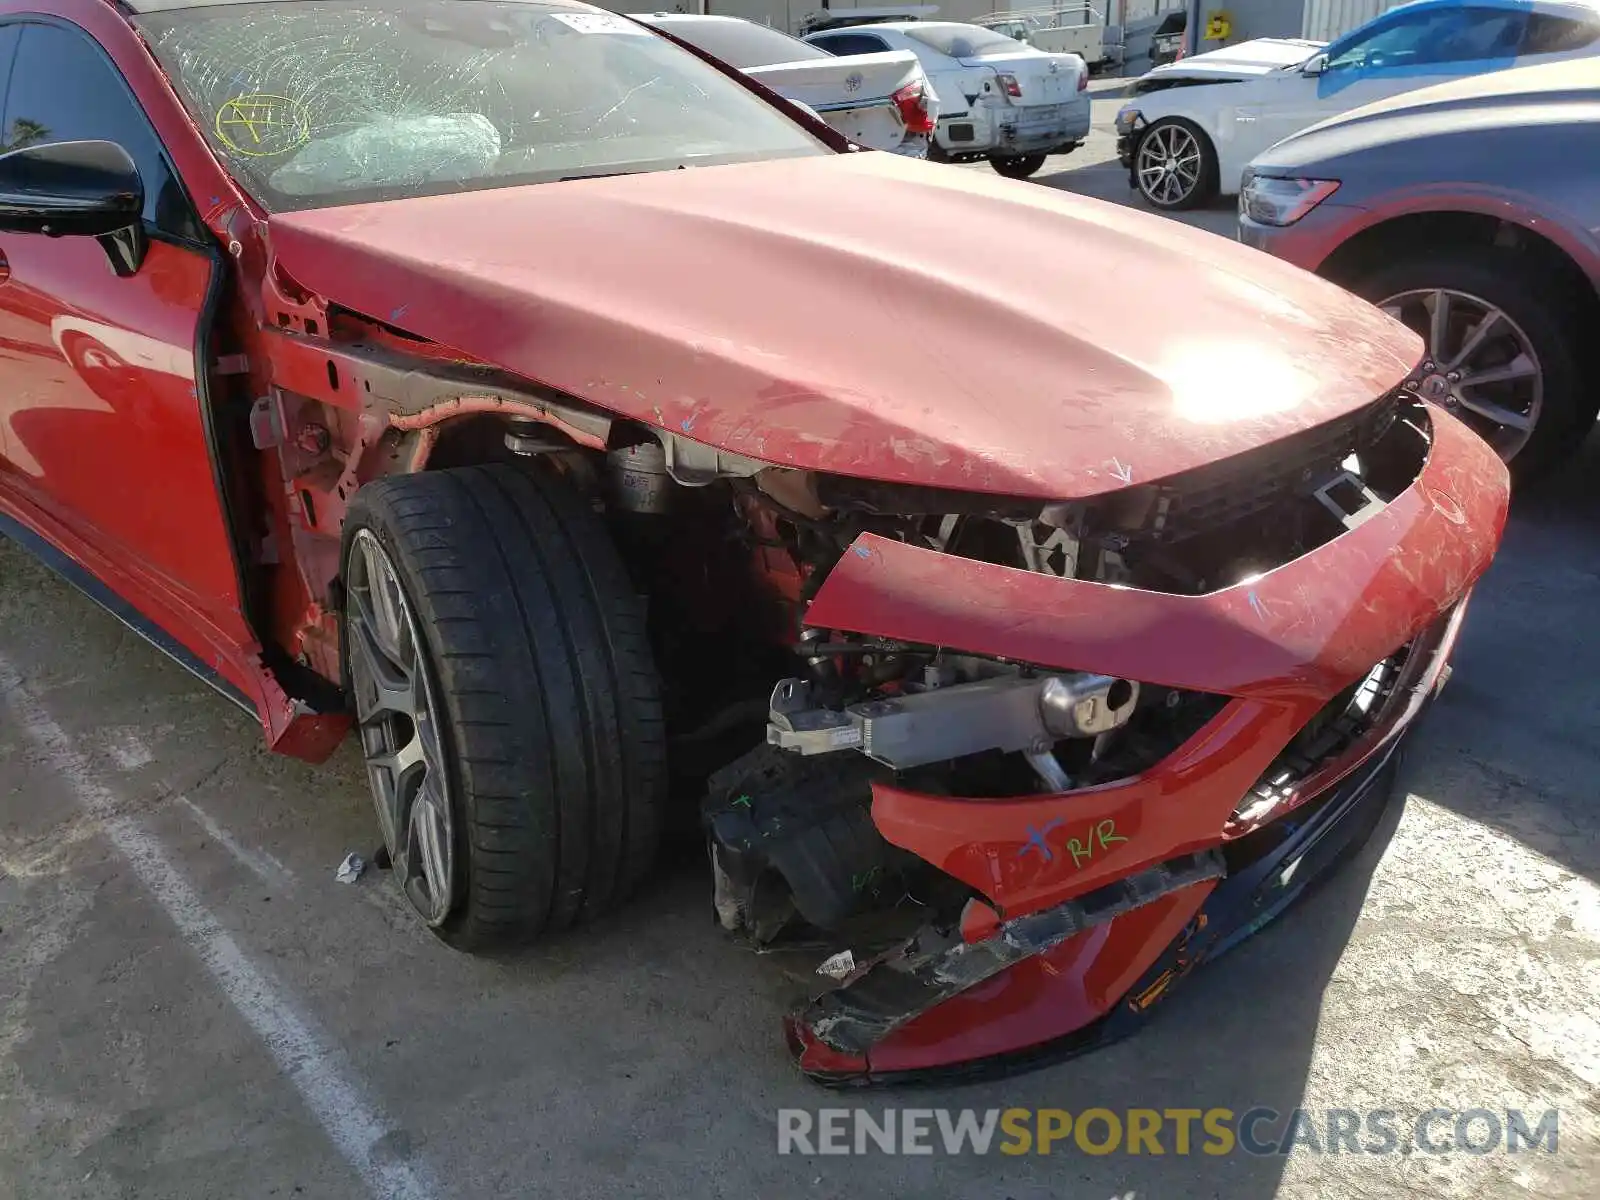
[
  {"x1": 791, "y1": 733, "x2": 1411, "y2": 1084},
  {"x1": 786, "y1": 404, "x2": 1507, "y2": 1082}
]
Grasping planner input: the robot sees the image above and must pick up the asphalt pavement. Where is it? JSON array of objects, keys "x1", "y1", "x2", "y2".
[{"x1": 1, "y1": 88, "x2": 1596, "y2": 1200}]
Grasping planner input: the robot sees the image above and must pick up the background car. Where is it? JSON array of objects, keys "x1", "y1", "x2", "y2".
[
  {"x1": 1239, "y1": 55, "x2": 1600, "y2": 481},
  {"x1": 636, "y1": 12, "x2": 936, "y2": 156},
  {"x1": 975, "y1": 4, "x2": 1123, "y2": 73},
  {"x1": 1151, "y1": 9, "x2": 1186, "y2": 66},
  {"x1": 804, "y1": 19, "x2": 1090, "y2": 178},
  {"x1": 1116, "y1": 0, "x2": 1600, "y2": 210},
  {"x1": 797, "y1": 4, "x2": 938, "y2": 37}
]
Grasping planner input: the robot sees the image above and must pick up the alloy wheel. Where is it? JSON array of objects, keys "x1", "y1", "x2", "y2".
[
  {"x1": 1380, "y1": 288, "x2": 1543, "y2": 461},
  {"x1": 345, "y1": 528, "x2": 456, "y2": 925},
  {"x1": 1136, "y1": 123, "x2": 1202, "y2": 207}
]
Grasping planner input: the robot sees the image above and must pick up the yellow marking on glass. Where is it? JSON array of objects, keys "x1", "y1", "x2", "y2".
[{"x1": 215, "y1": 94, "x2": 310, "y2": 158}]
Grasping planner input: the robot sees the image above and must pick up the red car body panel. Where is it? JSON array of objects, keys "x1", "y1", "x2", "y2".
[
  {"x1": 788, "y1": 878, "x2": 1216, "y2": 1077},
  {"x1": 800, "y1": 409, "x2": 1503, "y2": 921},
  {"x1": 0, "y1": 238, "x2": 240, "y2": 620},
  {"x1": 806, "y1": 407, "x2": 1500, "y2": 703},
  {"x1": 0, "y1": 0, "x2": 343, "y2": 757},
  {"x1": 0, "y1": 6, "x2": 244, "y2": 631},
  {"x1": 267, "y1": 152, "x2": 1422, "y2": 500}
]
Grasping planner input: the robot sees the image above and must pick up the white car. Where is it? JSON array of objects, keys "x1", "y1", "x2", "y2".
[
  {"x1": 804, "y1": 20, "x2": 1091, "y2": 178},
  {"x1": 1115, "y1": 0, "x2": 1600, "y2": 210},
  {"x1": 635, "y1": 13, "x2": 937, "y2": 157},
  {"x1": 977, "y1": 5, "x2": 1118, "y2": 70}
]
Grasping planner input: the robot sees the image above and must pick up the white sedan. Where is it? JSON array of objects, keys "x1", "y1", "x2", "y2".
[
  {"x1": 635, "y1": 13, "x2": 937, "y2": 157},
  {"x1": 1115, "y1": 0, "x2": 1600, "y2": 209},
  {"x1": 804, "y1": 21, "x2": 1091, "y2": 179}
]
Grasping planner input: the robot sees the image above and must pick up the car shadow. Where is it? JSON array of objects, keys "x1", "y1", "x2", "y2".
[
  {"x1": 1032, "y1": 152, "x2": 1241, "y2": 237},
  {"x1": 1401, "y1": 428, "x2": 1600, "y2": 887}
]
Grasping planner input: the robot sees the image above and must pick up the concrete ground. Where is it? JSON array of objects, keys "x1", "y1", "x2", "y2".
[{"x1": 2, "y1": 91, "x2": 1598, "y2": 1200}]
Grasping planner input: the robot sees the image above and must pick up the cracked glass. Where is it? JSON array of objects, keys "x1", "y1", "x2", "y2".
[{"x1": 135, "y1": 0, "x2": 827, "y2": 212}]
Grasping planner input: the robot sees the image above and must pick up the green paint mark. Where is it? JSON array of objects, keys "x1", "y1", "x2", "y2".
[
  {"x1": 731, "y1": 793, "x2": 752, "y2": 809},
  {"x1": 1067, "y1": 819, "x2": 1128, "y2": 871}
]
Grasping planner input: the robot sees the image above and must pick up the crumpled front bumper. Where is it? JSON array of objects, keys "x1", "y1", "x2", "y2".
[{"x1": 784, "y1": 403, "x2": 1508, "y2": 1083}]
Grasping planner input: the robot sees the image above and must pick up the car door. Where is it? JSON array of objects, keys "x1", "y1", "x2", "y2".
[
  {"x1": 0, "y1": 19, "x2": 248, "y2": 640},
  {"x1": 1245, "y1": 5, "x2": 1530, "y2": 155}
]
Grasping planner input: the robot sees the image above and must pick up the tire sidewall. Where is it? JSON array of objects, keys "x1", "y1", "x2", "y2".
[
  {"x1": 338, "y1": 490, "x2": 473, "y2": 929},
  {"x1": 991, "y1": 153, "x2": 1046, "y2": 179}
]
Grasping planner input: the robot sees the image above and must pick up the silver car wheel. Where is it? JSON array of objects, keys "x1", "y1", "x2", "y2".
[
  {"x1": 1136, "y1": 123, "x2": 1202, "y2": 207},
  {"x1": 345, "y1": 528, "x2": 455, "y2": 926},
  {"x1": 1380, "y1": 288, "x2": 1543, "y2": 461}
]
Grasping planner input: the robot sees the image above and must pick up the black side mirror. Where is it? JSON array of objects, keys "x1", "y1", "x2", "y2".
[{"x1": 0, "y1": 140, "x2": 147, "y2": 275}]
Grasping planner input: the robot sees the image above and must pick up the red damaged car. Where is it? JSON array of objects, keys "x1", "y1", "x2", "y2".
[{"x1": 0, "y1": 0, "x2": 1506, "y2": 1082}]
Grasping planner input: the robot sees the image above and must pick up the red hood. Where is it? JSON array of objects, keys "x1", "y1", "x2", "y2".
[{"x1": 267, "y1": 152, "x2": 1420, "y2": 499}]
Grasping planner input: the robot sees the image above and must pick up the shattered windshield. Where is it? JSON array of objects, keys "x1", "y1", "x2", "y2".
[{"x1": 135, "y1": 0, "x2": 828, "y2": 211}]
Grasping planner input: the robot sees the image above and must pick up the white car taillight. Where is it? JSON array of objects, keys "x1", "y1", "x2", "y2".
[
  {"x1": 892, "y1": 81, "x2": 935, "y2": 135},
  {"x1": 996, "y1": 72, "x2": 1023, "y2": 99}
]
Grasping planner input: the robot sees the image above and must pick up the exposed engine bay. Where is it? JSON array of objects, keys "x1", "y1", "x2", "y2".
[{"x1": 555, "y1": 390, "x2": 1430, "y2": 954}]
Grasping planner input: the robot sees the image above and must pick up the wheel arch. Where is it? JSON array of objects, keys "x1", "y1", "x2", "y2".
[
  {"x1": 249, "y1": 320, "x2": 633, "y2": 695},
  {"x1": 1315, "y1": 206, "x2": 1600, "y2": 331},
  {"x1": 1316, "y1": 206, "x2": 1600, "y2": 479}
]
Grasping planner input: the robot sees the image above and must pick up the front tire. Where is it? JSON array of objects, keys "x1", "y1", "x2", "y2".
[
  {"x1": 990, "y1": 153, "x2": 1047, "y2": 180},
  {"x1": 340, "y1": 464, "x2": 667, "y2": 951},
  {"x1": 1133, "y1": 118, "x2": 1217, "y2": 211},
  {"x1": 1345, "y1": 247, "x2": 1593, "y2": 481}
]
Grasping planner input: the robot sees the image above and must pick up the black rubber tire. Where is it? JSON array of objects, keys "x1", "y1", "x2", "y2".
[
  {"x1": 340, "y1": 464, "x2": 667, "y2": 951},
  {"x1": 990, "y1": 153, "x2": 1047, "y2": 180},
  {"x1": 1133, "y1": 118, "x2": 1218, "y2": 212},
  {"x1": 1344, "y1": 246, "x2": 1595, "y2": 483}
]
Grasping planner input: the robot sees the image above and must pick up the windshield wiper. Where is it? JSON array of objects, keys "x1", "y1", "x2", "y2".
[{"x1": 559, "y1": 164, "x2": 690, "y2": 182}]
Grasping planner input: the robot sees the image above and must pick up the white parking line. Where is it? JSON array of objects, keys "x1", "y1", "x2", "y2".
[
  {"x1": 0, "y1": 660, "x2": 441, "y2": 1200},
  {"x1": 175, "y1": 793, "x2": 298, "y2": 890}
]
